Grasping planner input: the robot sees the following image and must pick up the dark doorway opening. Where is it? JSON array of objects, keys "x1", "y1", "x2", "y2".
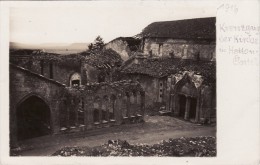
[
  {"x1": 189, "y1": 98, "x2": 197, "y2": 119},
  {"x1": 179, "y1": 95, "x2": 186, "y2": 118},
  {"x1": 16, "y1": 96, "x2": 51, "y2": 141},
  {"x1": 72, "y1": 80, "x2": 80, "y2": 87},
  {"x1": 93, "y1": 109, "x2": 99, "y2": 123}
]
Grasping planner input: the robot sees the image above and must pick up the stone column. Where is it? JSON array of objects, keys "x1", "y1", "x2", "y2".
[
  {"x1": 111, "y1": 99, "x2": 115, "y2": 120},
  {"x1": 74, "y1": 99, "x2": 79, "y2": 127},
  {"x1": 66, "y1": 100, "x2": 70, "y2": 129},
  {"x1": 51, "y1": 99, "x2": 60, "y2": 134},
  {"x1": 115, "y1": 94, "x2": 123, "y2": 125},
  {"x1": 195, "y1": 88, "x2": 201, "y2": 123},
  {"x1": 140, "y1": 92, "x2": 145, "y2": 118},
  {"x1": 99, "y1": 101, "x2": 102, "y2": 123},
  {"x1": 106, "y1": 99, "x2": 109, "y2": 121},
  {"x1": 86, "y1": 97, "x2": 94, "y2": 129},
  {"x1": 184, "y1": 96, "x2": 191, "y2": 120},
  {"x1": 169, "y1": 94, "x2": 174, "y2": 112},
  {"x1": 83, "y1": 98, "x2": 87, "y2": 127},
  {"x1": 208, "y1": 90, "x2": 213, "y2": 124},
  {"x1": 126, "y1": 93, "x2": 130, "y2": 117},
  {"x1": 133, "y1": 94, "x2": 137, "y2": 115},
  {"x1": 173, "y1": 94, "x2": 180, "y2": 116}
]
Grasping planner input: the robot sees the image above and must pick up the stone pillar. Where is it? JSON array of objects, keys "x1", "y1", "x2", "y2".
[
  {"x1": 195, "y1": 97, "x2": 201, "y2": 123},
  {"x1": 195, "y1": 88, "x2": 201, "y2": 123},
  {"x1": 99, "y1": 101, "x2": 102, "y2": 123},
  {"x1": 184, "y1": 96, "x2": 191, "y2": 120},
  {"x1": 74, "y1": 99, "x2": 79, "y2": 127},
  {"x1": 165, "y1": 78, "x2": 171, "y2": 111},
  {"x1": 51, "y1": 99, "x2": 60, "y2": 134},
  {"x1": 115, "y1": 94, "x2": 123, "y2": 125},
  {"x1": 169, "y1": 94, "x2": 174, "y2": 112},
  {"x1": 133, "y1": 94, "x2": 137, "y2": 115},
  {"x1": 208, "y1": 89, "x2": 213, "y2": 124},
  {"x1": 83, "y1": 98, "x2": 87, "y2": 127},
  {"x1": 173, "y1": 94, "x2": 180, "y2": 116},
  {"x1": 140, "y1": 92, "x2": 145, "y2": 118},
  {"x1": 126, "y1": 93, "x2": 130, "y2": 117},
  {"x1": 111, "y1": 99, "x2": 116, "y2": 120},
  {"x1": 66, "y1": 100, "x2": 70, "y2": 128},
  {"x1": 106, "y1": 99, "x2": 109, "y2": 121},
  {"x1": 86, "y1": 97, "x2": 94, "y2": 129}
]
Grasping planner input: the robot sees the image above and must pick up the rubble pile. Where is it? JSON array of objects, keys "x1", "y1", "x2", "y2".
[{"x1": 52, "y1": 136, "x2": 216, "y2": 157}]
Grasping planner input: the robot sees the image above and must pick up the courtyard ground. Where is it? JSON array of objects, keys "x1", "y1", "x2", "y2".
[{"x1": 12, "y1": 115, "x2": 216, "y2": 156}]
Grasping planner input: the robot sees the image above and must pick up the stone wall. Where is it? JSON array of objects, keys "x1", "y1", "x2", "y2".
[
  {"x1": 169, "y1": 72, "x2": 216, "y2": 123},
  {"x1": 121, "y1": 74, "x2": 167, "y2": 106},
  {"x1": 84, "y1": 64, "x2": 111, "y2": 83},
  {"x1": 10, "y1": 56, "x2": 84, "y2": 86},
  {"x1": 10, "y1": 64, "x2": 66, "y2": 147},
  {"x1": 10, "y1": 65, "x2": 145, "y2": 147},
  {"x1": 143, "y1": 38, "x2": 216, "y2": 61},
  {"x1": 105, "y1": 40, "x2": 131, "y2": 61},
  {"x1": 59, "y1": 82, "x2": 145, "y2": 133},
  {"x1": 122, "y1": 71, "x2": 216, "y2": 123}
]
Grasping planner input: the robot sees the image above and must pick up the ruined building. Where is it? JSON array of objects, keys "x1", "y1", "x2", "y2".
[
  {"x1": 120, "y1": 17, "x2": 216, "y2": 123},
  {"x1": 105, "y1": 37, "x2": 141, "y2": 61},
  {"x1": 10, "y1": 49, "x2": 145, "y2": 147},
  {"x1": 9, "y1": 17, "x2": 216, "y2": 148}
]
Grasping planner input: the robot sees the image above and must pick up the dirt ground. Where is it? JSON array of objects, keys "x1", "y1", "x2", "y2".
[{"x1": 13, "y1": 116, "x2": 216, "y2": 156}]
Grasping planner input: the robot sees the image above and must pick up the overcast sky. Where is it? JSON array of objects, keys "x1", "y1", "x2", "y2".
[{"x1": 10, "y1": 1, "x2": 217, "y2": 45}]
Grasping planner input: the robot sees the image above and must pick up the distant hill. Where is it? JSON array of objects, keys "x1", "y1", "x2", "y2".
[{"x1": 10, "y1": 42, "x2": 89, "y2": 55}]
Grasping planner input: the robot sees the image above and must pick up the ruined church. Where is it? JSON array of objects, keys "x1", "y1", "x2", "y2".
[{"x1": 10, "y1": 17, "x2": 216, "y2": 148}]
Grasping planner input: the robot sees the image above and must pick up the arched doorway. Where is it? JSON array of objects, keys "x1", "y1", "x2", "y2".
[
  {"x1": 16, "y1": 96, "x2": 51, "y2": 140},
  {"x1": 172, "y1": 74, "x2": 198, "y2": 121},
  {"x1": 70, "y1": 72, "x2": 81, "y2": 87}
]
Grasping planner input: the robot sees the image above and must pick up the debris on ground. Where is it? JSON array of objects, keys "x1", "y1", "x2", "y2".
[{"x1": 52, "y1": 136, "x2": 216, "y2": 157}]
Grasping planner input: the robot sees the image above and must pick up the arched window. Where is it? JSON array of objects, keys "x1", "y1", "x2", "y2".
[{"x1": 70, "y1": 72, "x2": 81, "y2": 87}]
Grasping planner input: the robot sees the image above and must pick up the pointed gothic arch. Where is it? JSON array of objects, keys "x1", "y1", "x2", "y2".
[{"x1": 16, "y1": 94, "x2": 51, "y2": 140}]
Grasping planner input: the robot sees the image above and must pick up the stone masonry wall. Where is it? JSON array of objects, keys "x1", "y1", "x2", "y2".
[
  {"x1": 11, "y1": 56, "x2": 83, "y2": 86},
  {"x1": 143, "y1": 38, "x2": 216, "y2": 61},
  {"x1": 10, "y1": 65, "x2": 65, "y2": 146},
  {"x1": 105, "y1": 40, "x2": 132, "y2": 61}
]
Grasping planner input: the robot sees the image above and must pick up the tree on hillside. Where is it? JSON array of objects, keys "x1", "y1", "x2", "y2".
[{"x1": 88, "y1": 35, "x2": 105, "y2": 52}]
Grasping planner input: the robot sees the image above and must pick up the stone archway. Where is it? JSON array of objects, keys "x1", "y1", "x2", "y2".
[
  {"x1": 16, "y1": 95, "x2": 51, "y2": 140},
  {"x1": 172, "y1": 73, "x2": 199, "y2": 121}
]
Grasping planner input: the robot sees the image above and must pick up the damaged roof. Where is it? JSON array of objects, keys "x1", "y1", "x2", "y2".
[
  {"x1": 141, "y1": 17, "x2": 216, "y2": 40},
  {"x1": 121, "y1": 57, "x2": 216, "y2": 85},
  {"x1": 107, "y1": 37, "x2": 141, "y2": 52},
  {"x1": 82, "y1": 49, "x2": 123, "y2": 69}
]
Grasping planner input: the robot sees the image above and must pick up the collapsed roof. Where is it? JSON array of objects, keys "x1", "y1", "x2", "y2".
[{"x1": 121, "y1": 57, "x2": 216, "y2": 85}]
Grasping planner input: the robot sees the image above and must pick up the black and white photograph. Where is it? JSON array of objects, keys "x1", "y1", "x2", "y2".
[
  {"x1": 9, "y1": 2, "x2": 217, "y2": 157},
  {"x1": 0, "y1": 0, "x2": 259, "y2": 164}
]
